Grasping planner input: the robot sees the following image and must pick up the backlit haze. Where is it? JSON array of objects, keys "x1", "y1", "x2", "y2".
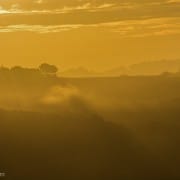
[{"x1": 1, "y1": 1, "x2": 180, "y2": 179}]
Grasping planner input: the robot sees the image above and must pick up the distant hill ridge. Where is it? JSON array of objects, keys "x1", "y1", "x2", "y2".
[{"x1": 60, "y1": 59, "x2": 180, "y2": 77}]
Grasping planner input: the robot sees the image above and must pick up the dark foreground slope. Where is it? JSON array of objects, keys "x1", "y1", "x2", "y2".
[
  {"x1": 0, "y1": 106, "x2": 179, "y2": 180},
  {"x1": 0, "y1": 74, "x2": 180, "y2": 179}
]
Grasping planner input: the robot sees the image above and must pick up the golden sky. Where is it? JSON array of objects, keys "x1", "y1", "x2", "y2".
[{"x1": 0, "y1": 0, "x2": 180, "y2": 70}]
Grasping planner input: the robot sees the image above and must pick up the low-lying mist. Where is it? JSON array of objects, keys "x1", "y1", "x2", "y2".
[{"x1": 1, "y1": 66, "x2": 180, "y2": 179}]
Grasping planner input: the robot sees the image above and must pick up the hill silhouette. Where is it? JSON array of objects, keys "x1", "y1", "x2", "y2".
[{"x1": 60, "y1": 59, "x2": 180, "y2": 77}]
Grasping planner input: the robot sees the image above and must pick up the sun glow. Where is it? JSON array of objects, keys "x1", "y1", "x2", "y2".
[{"x1": 0, "y1": 7, "x2": 9, "y2": 14}]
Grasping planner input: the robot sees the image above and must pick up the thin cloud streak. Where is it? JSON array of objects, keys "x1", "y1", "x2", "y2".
[
  {"x1": 0, "y1": 17, "x2": 180, "y2": 38},
  {"x1": 0, "y1": 3, "x2": 120, "y2": 15},
  {"x1": 0, "y1": 24, "x2": 83, "y2": 33},
  {"x1": 0, "y1": 0, "x2": 180, "y2": 38}
]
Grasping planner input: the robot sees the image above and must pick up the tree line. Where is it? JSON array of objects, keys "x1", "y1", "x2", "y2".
[{"x1": 0, "y1": 63, "x2": 58, "y2": 76}]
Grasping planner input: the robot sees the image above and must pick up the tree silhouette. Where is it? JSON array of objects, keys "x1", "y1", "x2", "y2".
[
  {"x1": 39, "y1": 63, "x2": 58, "y2": 75},
  {"x1": 11, "y1": 66, "x2": 24, "y2": 72}
]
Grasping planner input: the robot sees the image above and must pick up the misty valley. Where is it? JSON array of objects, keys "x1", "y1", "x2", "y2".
[
  {"x1": 0, "y1": 0, "x2": 180, "y2": 178},
  {"x1": 0, "y1": 66, "x2": 180, "y2": 179}
]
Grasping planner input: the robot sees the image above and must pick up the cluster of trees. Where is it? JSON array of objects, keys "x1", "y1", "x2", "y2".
[{"x1": 0, "y1": 63, "x2": 58, "y2": 76}]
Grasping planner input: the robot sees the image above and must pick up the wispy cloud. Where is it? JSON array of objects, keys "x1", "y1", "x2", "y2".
[
  {"x1": 166, "y1": 0, "x2": 180, "y2": 3},
  {"x1": 0, "y1": 24, "x2": 83, "y2": 33},
  {"x1": 0, "y1": 17, "x2": 180, "y2": 38},
  {"x1": 0, "y1": 0, "x2": 180, "y2": 38},
  {"x1": 101, "y1": 17, "x2": 180, "y2": 37},
  {"x1": 0, "y1": 2, "x2": 118, "y2": 15}
]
